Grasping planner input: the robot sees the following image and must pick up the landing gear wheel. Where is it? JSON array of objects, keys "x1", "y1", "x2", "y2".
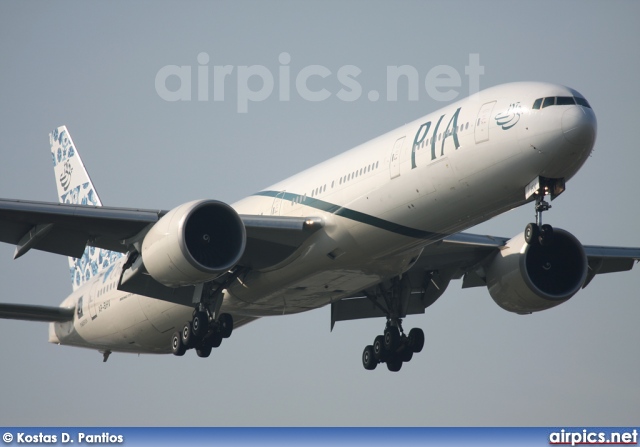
[
  {"x1": 171, "y1": 331, "x2": 186, "y2": 356},
  {"x1": 386, "y1": 357, "x2": 403, "y2": 372},
  {"x1": 408, "y1": 328, "x2": 425, "y2": 353},
  {"x1": 373, "y1": 335, "x2": 386, "y2": 361},
  {"x1": 362, "y1": 345, "x2": 377, "y2": 370},
  {"x1": 217, "y1": 313, "x2": 233, "y2": 339},
  {"x1": 192, "y1": 311, "x2": 209, "y2": 338},
  {"x1": 181, "y1": 323, "x2": 195, "y2": 348},
  {"x1": 384, "y1": 326, "x2": 400, "y2": 352},
  {"x1": 195, "y1": 341, "x2": 213, "y2": 358},
  {"x1": 524, "y1": 223, "x2": 539, "y2": 245},
  {"x1": 539, "y1": 224, "x2": 554, "y2": 246},
  {"x1": 400, "y1": 349, "x2": 414, "y2": 362},
  {"x1": 210, "y1": 333, "x2": 223, "y2": 348}
]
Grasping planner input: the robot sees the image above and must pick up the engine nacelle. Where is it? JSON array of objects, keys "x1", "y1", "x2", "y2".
[
  {"x1": 141, "y1": 200, "x2": 246, "y2": 287},
  {"x1": 486, "y1": 228, "x2": 587, "y2": 314}
]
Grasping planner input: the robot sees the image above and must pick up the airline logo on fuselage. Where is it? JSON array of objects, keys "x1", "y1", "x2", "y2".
[
  {"x1": 410, "y1": 101, "x2": 521, "y2": 169},
  {"x1": 410, "y1": 107, "x2": 461, "y2": 169},
  {"x1": 494, "y1": 102, "x2": 522, "y2": 130}
]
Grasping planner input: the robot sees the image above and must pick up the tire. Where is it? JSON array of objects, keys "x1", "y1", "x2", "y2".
[
  {"x1": 539, "y1": 224, "x2": 554, "y2": 246},
  {"x1": 408, "y1": 328, "x2": 425, "y2": 353},
  {"x1": 373, "y1": 335, "x2": 386, "y2": 361},
  {"x1": 384, "y1": 326, "x2": 400, "y2": 352},
  {"x1": 386, "y1": 358, "x2": 403, "y2": 372},
  {"x1": 401, "y1": 349, "x2": 414, "y2": 362},
  {"x1": 196, "y1": 342, "x2": 213, "y2": 358},
  {"x1": 192, "y1": 311, "x2": 209, "y2": 338},
  {"x1": 210, "y1": 333, "x2": 223, "y2": 348},
  {"x1": 362, "y1": 345, "x2": 377, "y2": 370},
  {"x1": 181, "y1": 323, "x2": 195, "y2": 348},
  {"x1": 524, "y1": 223, "x2": 539, "y2": 245},
  {"x1": 171, "y1": 331, "x2": 186, "y2": 356},
  {"x1": 218, "y1": 313, "x2": 233, "y2": 339}
]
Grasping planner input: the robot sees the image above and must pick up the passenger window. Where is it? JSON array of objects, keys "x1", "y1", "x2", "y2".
[
  {"x1": 556, "y1": 96, "x2": 575, "y2": 106},
  {"x1": 532, "y1": 98, "x2": 542, "y2": 109},
  {"x1": 542, "y1": 97, "x2": 555, "y2": 108}
]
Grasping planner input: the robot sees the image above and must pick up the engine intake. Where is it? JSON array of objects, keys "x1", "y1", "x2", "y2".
[
  {"x1": 486, "y1": 228, "x2": 587, "y2": 314},
  {"x1": 141, "y1": 200, "x2": 246, "y2": 287}
]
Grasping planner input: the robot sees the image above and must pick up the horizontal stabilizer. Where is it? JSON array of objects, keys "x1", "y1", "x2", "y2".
[{"x1": 0, "y1": 303, "x2": 74, "y2": 322}]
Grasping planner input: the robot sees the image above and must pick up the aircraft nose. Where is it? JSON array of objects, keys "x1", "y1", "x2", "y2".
[{"x1": 562, "y1": 106, "x2": 597, "y2": 147}]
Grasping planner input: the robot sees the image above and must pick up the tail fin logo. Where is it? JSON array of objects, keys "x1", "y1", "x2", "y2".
[{"x1": 60, "y1": 161, "x2": 73, "y2": 191}]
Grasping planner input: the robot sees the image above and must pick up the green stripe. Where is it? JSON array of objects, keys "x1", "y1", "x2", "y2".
[{"x1": 254, "y1": 190, "x2": 440, "y2": 240}]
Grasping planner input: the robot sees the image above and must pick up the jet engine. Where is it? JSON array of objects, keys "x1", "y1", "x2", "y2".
[
  {"x1": 486, "y1": 228, "x2": 587, "y2": 314},
  {"x1": 141, "y1": 200, "x2": 246, "y2": 287}
]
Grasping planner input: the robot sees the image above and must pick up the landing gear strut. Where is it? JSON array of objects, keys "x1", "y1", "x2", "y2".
[
  {"x1": 361, "y1": 278, "x2": 425, "y2": 372},
  {"x1": 524, "y1": 178, "x2": 562, "y2": 246}
]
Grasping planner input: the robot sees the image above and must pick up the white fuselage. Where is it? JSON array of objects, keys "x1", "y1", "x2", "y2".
[{"x1": 50, "y1": 82, "x2": 597, "y2": 354}]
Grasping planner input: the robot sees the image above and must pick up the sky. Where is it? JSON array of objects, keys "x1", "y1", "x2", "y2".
[{"x1": 0, "y1": 1, "x2": 639, "y2": 427}]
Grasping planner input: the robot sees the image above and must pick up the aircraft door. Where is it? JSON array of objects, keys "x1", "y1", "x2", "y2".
[
  {"x1": 389, "y1": 136, "x2": 406, "y2": 179},
  {"x1": 88, "y1": 281, "x2": 99, "y2": 320},
  {"x1": 271, "y1": 190, "x2": 286, "y2": 215},
  {"x1": 474, "y1": 101, "x2": 496, "y2": 144}
]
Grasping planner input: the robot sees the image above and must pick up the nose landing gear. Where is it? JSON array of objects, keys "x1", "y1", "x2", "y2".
[{"x1": 524, "y1": 177, "x2": 564, "y2": 246}]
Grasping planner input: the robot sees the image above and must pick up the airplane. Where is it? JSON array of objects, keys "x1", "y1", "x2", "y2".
[{"x1": 0, "y1": 81, "x2": 638, "y2": 372}]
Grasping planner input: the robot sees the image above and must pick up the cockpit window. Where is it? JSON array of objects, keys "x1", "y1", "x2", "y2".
[
  {"x1": 556, "y1": 96, "x2": 575, "y2": 105},
  {"x1": 542, "y1": 97, "x2": 555, "y2": 108},
  {"x1": 574, "y1": 96, "x2": 591, "y2": 108},
  {"x1": 532, "y1": 96, "x2": 591, "y2": 110}
]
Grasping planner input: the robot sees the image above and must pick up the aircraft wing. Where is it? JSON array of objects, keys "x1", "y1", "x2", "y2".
[
  {"x1": 427, "y1": 232, "x2": 640, "y2": 287},
  {"x1": 330, "y1": 232, "x2": 640, "y2": 326},
  {"x1": 0, "y1": 198, "x2": 324, "y2": 268},
  {"x1": 0, "y1": 198, "x2": 161, "y2": 258},
  {"x1": 0, "y1": 303, "x2": 75, "y2": 322}
]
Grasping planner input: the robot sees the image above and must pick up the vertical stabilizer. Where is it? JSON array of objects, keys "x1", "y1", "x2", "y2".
[{"x1": 50, "y1": 126, "x2": 123, "y2": 291}]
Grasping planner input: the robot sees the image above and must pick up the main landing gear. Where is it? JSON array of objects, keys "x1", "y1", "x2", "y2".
[
  {"x1": 171, "y1": 310, "x2": 234, "y2": 358},
  {"x1": 360, "y1": 278, "x2": 425, "y2": 372},
  {"x1": 171, "y1": 273, "x2": 240, "y2": 358},
  {"x1": 362, "y1": 320, "x2": 424, "y2": 372}
]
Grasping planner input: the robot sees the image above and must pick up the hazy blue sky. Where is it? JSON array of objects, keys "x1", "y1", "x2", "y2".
[{"x1": 1, "y1": 1, "x2": 639, "y2": 426}]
